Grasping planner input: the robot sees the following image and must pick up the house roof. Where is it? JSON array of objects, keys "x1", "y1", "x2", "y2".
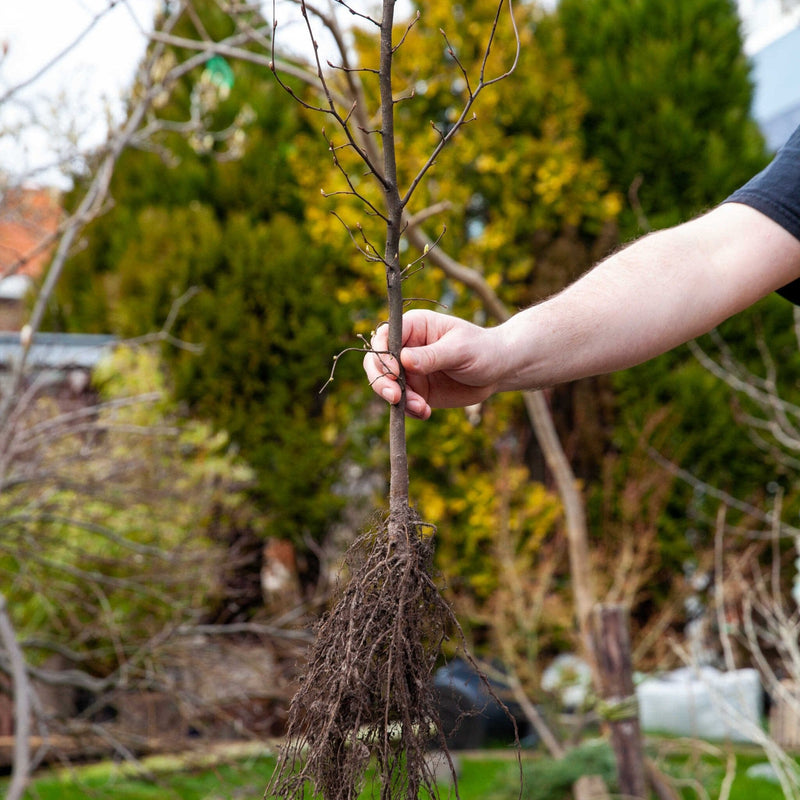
[
  {"x1": 0, "y1": 186, "x2": 62, "y2": 288},
  {"x1": 0, "y1": 332, "x2": 117, "y2": 370}
]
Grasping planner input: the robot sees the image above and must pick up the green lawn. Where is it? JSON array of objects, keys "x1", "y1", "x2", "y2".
[
  {"x1": 11, "y1": 749, "x2": 276, "y2": 800},
  {"x1": 658, "y1": 748, "x2": 795, "y2": 800},
  {"x1": 3, "y1": 742, "x2": 795, "y2": 799},
  {"x1": 5, "y1": 746, "x2": 515, "y2": 800}
]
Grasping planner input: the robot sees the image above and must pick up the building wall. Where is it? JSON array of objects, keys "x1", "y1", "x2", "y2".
[{"x1": 739, "y1": 0, "x2": 800, "y2": 150}]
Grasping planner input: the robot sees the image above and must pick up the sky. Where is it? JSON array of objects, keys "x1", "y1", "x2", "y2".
[
  {"x1": 738, "y1": 0, "x2": 800, "y2": 52},
  {"x1": 0, "y1": 0, "x2": 797, "y2": 187},
  {"x1": 0, "y1": 0, "x2": 391, "y2": 185},
  {"x1": 0, "y1": 0, "x2": 159, "y2": 184}
]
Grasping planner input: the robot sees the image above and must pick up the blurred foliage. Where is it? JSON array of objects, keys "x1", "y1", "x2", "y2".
[
  {"x1": 386, "y1": 0, "x2": 799, "y2": 646},
  {"x1": 410, "y1": 402, "x2": 570, "y2": 655},
  {"x1": 611, "y1": 296, "x2": 800, "y2": 568},
  {"x1": 300, "y1": 0, "x2": 621, "y2": 310},
  {"x1": 49, "y1": 0, "x2": 621, "y2": 629},
  {"x1": 542, "y1": 0, "x2": 800, "y2": 619},
  {"x1": 0, "y1": 346, "x2": 259, "y2": 672},
  {"x1": 411, "y1": 401, "x2": 578, "y2": 680},
  {"x1": 48, "y1": 0, "x2": 381, "y2": 549},
  {"x1": 488, "y1": 739, "x2": 617, "y2": 800},
  {"x1": 553, "y1": 0, "x2": 768, "y2": 237},
  {"x1": 38, "y1": 0, "x2": 794, "y2": 664},
  {"x1": 295, "y1": 0, "x2": 620, "y2": 643}
]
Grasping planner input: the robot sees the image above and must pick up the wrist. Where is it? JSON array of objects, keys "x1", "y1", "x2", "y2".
[{"x1": 490, "y1": 317, "x2": 534, "y2": 393}]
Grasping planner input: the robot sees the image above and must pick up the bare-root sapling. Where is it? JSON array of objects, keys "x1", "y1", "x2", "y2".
[{"x1": 266, "y1": 1, "x2": 519, "y2": 798}]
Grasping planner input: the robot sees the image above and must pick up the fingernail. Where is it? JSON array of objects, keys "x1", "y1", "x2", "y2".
[{"x1": 381, "y1": 388, "x2": 395, "y2": 403}]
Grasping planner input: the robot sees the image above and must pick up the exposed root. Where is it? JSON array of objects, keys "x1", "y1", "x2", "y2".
[{"x1": 265, "y1": 506, "x2": 460, "y2": 800}]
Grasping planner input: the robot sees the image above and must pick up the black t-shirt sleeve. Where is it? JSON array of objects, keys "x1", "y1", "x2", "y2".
[{"x1": 725, "y1": 125, "x2": 800, "y2": 303}]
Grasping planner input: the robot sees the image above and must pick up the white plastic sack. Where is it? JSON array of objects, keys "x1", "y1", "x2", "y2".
[
  {"x1": 541, "y1": 654, "x2": 593, "y2": 710},
  {"x1": 636, "y1": 667, "x2": 763, "y2": 742}
]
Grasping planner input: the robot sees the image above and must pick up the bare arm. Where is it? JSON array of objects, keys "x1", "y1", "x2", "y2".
[
  {"x1": 365, "y1": 202, "x2": 800, "y2": 418},
  {"x1": 494, "y1": 202, "x2": 800, "y2": 388}
]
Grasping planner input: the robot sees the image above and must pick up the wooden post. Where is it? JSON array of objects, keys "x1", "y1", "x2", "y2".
[
  {"x1": 770, "y1": 680, "x2": 800, "y2": 748},
  {"x1": 590, "y1": 604, "x2": 647, "y2": 800}
]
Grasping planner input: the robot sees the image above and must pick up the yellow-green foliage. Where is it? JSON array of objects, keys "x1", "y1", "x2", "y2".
[
  {"x1": 410, "y1": 399, "x2": 561, "y2": 596},
  {"x1": 286, "y1": 0, "x2": 617, "y2": 650},
  {"x1": 291, "y1": 0, "x2": 620, "y2": 317},
  {"x1": 409, "y1": 399, "x2": 574, "y2": 670},
  {"x1": 0, "y1": 346, "x2": 260, "y2": 671}
]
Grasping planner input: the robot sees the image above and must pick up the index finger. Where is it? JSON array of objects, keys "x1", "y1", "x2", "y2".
[{"x1": 363, "y1": 324, "x2": 402, "y2": 402}]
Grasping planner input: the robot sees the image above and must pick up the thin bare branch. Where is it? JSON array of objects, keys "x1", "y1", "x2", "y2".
[
  {"x1": 713, "y1": 505, "x2": 738, "y2": 671},
  {"x1": 123, "y1": 286, "x2": 205, "y2": 353},
  {"x1": 270, "y1": 0, "x2": 386, "y2": 188},
  {"x1": 690, "y1": 336, "x2": 800, "y2": 431},
  {"x1": 440, "y1": 28, "x2": 474, "y2": 98},
  {"x1": 148, "y1": 27, "x2": 273, "y2": 63},
  {"x1": 329, "y1": 211, "x2": 388, "y2": 264},
  {"x1": 479, "y1": 0, "x2": 521, "y2": 88},
  {"x1": 323, "y1": 131, "x2": 389, "y2": 221},
  {"x1": 319, "y1": 344, "x2": 384, "y2": 394},
  {"x1": 401, "y1": 0, "x2": 520, "y2": 208},
  {"x1": 328, "y1": 60, "x2": 380, "y2": 76},
  {"x1": 403, "y1": 221, "x2": 507, "y2": 320},
  {"x1": 330, "y1": 0, "x2": 380, "y2": 28},
  {"x1": 392, "y1": 10, "x2": 421, "y2": 54},
  {"x1": 0, "y1": 594, "x2": 31, "y2": 800},
  {"x1": 404, "y1": 201, "x2": 452, "y2": 229},
  {"x1": 647, "y1": 446, "x2": 800, "y2": 536}
]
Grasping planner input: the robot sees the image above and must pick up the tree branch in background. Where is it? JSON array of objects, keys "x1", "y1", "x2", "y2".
[{"x1": 0, "y1": 594, "x2": 31, "y2": 800}]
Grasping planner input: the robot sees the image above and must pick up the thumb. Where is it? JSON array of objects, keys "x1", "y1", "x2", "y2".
[{"x1": 401, "y1": 344, "x2": 440, "y2": 375}]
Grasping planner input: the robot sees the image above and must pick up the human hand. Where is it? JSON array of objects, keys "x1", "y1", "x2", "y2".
[{"x1": 363, "y1": 309, "x2": 502, "y2": 420}]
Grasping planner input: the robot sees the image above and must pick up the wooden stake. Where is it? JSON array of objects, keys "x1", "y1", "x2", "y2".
[{"x1": 590, "y1": 604, "x2": 647, "y2": 800}]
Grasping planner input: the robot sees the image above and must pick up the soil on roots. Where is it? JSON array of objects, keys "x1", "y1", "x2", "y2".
[{"x1": 265, "y1": 506, "x2": 460, "y2": 800}]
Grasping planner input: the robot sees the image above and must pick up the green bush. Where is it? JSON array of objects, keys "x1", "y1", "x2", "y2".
[{"x1": 488, "y1": 740, "x2": 617, "y2": 800}]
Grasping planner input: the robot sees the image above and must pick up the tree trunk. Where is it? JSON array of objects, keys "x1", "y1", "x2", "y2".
[
  {"x1": 0, "y1": 594, "x2": 31, "y2": 800},
  {"x1": 379, "y1": 0, "x2": 412, "y2": 526},
  {"x1": 590, "y1": 604, "x2": 647, "y2": 800}
]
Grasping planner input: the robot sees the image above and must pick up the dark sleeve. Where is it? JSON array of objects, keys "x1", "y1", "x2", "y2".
[{"x1": 724, "y1": 125, "x2": 800, "y2": 303}]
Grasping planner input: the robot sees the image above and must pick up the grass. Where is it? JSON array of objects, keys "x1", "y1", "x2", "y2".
[
  {"x1": 4, "y1": 745, "x2": 517, "y2": 800},
  {"x1": 10, "y1": 745, "x2": 276, "y2": 800},
  {"x1": 659, "y1": 747, "x2": 792, "y2": 800},
  {"x1": 478, "y1": 740, "x2": 795, "y2": 800},
  {"x1": 4, "y1": 741, "x2": 797, "y2": 799}
]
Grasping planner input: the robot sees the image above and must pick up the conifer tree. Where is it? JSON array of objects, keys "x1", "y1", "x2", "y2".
[
  {"x1": 549, "y1": 0, "x2": 800, "y2": 580},
  {"x1": 554, "y1": 0, "x2": 767, "y2": 236},
  {"x1": 49, "y1": 0, "x2": 377, "y2": 548}
]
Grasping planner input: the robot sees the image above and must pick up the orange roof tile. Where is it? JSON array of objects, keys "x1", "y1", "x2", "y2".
[{"x1": 0, "y1": 187, "x2": 62, "y2": 280}]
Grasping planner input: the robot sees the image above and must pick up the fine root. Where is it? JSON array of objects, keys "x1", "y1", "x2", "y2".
[{"x1": 265, "y1": 506, "x2": 461, "y2": 800}]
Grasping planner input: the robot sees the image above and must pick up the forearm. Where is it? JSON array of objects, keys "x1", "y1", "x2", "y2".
[{"x1": 492, "y1": 203, "x2": 800, "y2": 391}]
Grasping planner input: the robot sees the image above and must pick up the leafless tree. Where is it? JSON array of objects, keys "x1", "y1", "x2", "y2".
[
  {"x1": 0, "y1": 4, "x2": 310, "y2": 797},
  {"x1": 643, "y1": 308, "x2": 800, "y2": 796},
  {"x1": 257, "y1": 2, "x2": 524, "y2": 797}
]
